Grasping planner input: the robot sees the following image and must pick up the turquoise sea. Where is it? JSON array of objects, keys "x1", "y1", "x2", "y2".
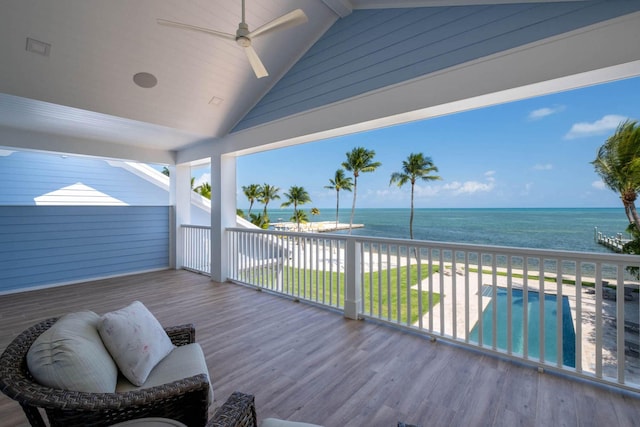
[{"x1": 265, "y1": 208, "x2": 630, "y2": 254}]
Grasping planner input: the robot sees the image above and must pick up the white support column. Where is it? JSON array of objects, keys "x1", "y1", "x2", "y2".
[
  {"x1": 170, "y1": 163, "x2": 192, "y2": 270},
  {"x1": 344, "y1": 238, "x2": 362, "y2": 320},
  {"x1": 211, "y1": 153, "x2": 236, "y2": 282}
]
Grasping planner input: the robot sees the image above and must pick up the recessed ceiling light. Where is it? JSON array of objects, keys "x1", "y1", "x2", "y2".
[
  {"x1": 26, "y1": 38, "x2": 51, "y2": 57},
  {"x1": 209, "y1": 96, "x2": 224, "y2": 106},
  {"x1": 133, "y1": 72, "x2": 158, "y2": 88}
]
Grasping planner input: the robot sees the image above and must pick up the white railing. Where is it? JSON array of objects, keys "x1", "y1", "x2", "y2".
[
  {"x1": 223, "y1": 227, "x2": 640, "y2": 393},
  {"x1": 181, "y1": 225, "x2": 210, "y2": 274},
  {"x1": 228, "y1": 229, "x2": 348, "y2": 310}
]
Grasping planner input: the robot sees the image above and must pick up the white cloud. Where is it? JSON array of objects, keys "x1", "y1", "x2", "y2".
[
  {"x1": 443, "y1": 179, "x2": 495, "y2": 195},
  {"x1": 532, "y1": 163, "x2": 553, "y2": 170},
  {"x1": 193, "y1": 172, "x2": 211, "y2": 189},
  {"x1": 592, "y1": 180, "x2": 606, "y2": 190},
  {"x1": 564, "y1": 114, "x2": 627, "y2": 139},
  {"x1": 440, "y1": 171, "x2": 496, "y2": 195},
  {"x1": 528, "y1": 105, "x2": 565, "y2": 120}
]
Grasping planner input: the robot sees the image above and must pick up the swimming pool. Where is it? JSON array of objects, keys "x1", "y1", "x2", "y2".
[{"x1": 470, "y1": 286, "x2": 576, "y2": 367}]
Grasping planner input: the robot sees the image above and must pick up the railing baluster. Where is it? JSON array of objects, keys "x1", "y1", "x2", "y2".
[
  {"x1": 406, "y1": 245, "x2": 411, "y2": 327},
  {"x1": 595, "y1": 262, "x2": 603, "y2": 378},
  {"x1": 556, "y1": 259, "x2": 563, "y2": 368},
  {"x1": 439, "y1": 249, "x2": 445, "y2": 336},
  {"x1": 464, "y1": 251, "x2": 470, "y2": 343},
  {"x1": 491, "y1": 254, "x2": 497, "y2": 351},
  {"x1": 507, "y1": 255, "x2": 512, "y2": 356},
  {"x1": 477, "y1": 252, "x2": 483, "y2": 347},
  {"x1": 617, "y1": 263, "x2": 625, "y2": 382},
  {"x1": 387, "y1": 247, "x2": 392, "y2": 321},
  {"x1": 417, "y1": 248, "x2": 423, "y2": 330},
  {"x1": 451, "y1": 251, "x2": 457, "y2": 339},
  {"x1": 523, "y1": 257, "x2": 529, "y2": 360},
  {"x1": 574, "y1": 263, "x2": 582, "y2": 373},
  {"x1": 378, "y1": 244, "x2": 383, "y2": 319},
  {"x1": 538, "y1": 257, "x2": 545, "y2": 364}
]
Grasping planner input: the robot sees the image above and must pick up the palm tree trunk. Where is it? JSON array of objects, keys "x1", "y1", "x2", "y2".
[
  {"x1": 624, "y1": 203, "x2": 634, "y2": 223},
  {"x1": 630, "y1": 202, "x2": 640, "y2": 225},
  {"x1": 349, "y1": 177, "x2": 358, "y2": 235},
  {"x1": 410, "y1": 183, "x2": 414, "y2": 240},
  {"x1": 335, "y1": 190, "x2": 340, "y2": 229}
]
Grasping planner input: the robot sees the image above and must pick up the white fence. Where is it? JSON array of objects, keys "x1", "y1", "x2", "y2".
[
  {"x1": 181, "y1": 225, "x2": 210, "y2": 274},
  {"x1": 185, "y1": 225, "x2": 640, "y2": 393}
]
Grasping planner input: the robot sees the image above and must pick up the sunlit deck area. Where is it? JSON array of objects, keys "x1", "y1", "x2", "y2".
[{"x1": 2, "y1": 269, "x2": 640, "y2": 427}]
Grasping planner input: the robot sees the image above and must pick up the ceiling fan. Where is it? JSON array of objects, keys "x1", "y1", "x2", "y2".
[{"x1": 157, "y1": 0, "x2": 308, "y2": 79}]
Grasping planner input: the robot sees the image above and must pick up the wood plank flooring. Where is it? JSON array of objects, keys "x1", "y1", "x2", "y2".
[{"x1": 2, "y1": 269, "x2": 640, "y2": 427}]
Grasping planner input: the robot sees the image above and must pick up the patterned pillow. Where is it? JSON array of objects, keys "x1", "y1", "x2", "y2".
[
  {"x1": 98, "y1": 301, "x2": 175, "y2": 386},
  {"x1": 26, "y1": 311, "x2": 118, "y2": 392}
]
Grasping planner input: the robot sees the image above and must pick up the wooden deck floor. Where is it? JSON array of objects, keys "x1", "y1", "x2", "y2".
[{"x1": 2, "y1": 270, "x2": 640, "y2": 427}]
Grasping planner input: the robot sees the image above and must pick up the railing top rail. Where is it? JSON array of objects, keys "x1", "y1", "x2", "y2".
[
  {"x1": 226, "y1": 227, "x2": 349, "y2": 242},
  {"x1": 225, "y1": 227, "x2": 640, "y2": 264},
  {"x1": 181, "y1": 224, "x2": 212, "y2": 230}
]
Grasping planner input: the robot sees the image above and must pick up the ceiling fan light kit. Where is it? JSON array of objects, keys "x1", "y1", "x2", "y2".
[{"x1": 158, "y1": 1, "x2": 308, "y2": 79}]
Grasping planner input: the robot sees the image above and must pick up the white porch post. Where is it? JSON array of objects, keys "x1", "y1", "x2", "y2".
[
  {"x1": 170, "y1": 163, "x2": 192, "y2": 270},
  {"x1": 344, "y1": 238, "x2": 362, "y2": 320},
  {"x1": 211, "y1": 153, "x2": 236, "y2": 282}
]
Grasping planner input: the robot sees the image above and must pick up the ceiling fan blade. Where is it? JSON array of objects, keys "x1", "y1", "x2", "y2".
[
  {"x1": 243, "y1": 45, "x2": 268, "y2": 78},
  {"x1": 157, "y1": 19, "x2": 235, "y2": 41},
  {"x1": 249, "y1": 9, "x2": 308, "y2": 39}
]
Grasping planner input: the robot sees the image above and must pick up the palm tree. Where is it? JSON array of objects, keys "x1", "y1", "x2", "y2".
[
  {"x1": 342, "y1": 147, "x2": 381, "y2": 233},
  {"x1": 281, "y1": 186, "x2": 311, "y2": 231},
  {"x1": 592, "y1": 120, "x2": 640, "y2": 225},
  {"x1": 390, "y1": 153, "x2": 442, "y2": 239},
  {"x1": 310, "y1": 207, "x2": 320, "y2": 216},
  {"x1": 259, "y1": 183, "x2": 280, "y2": 221},
  {"x1": 290, "y1": 209, "x2": 309, "y2": 229},
  {"x1": 325, "y1": 169, "x2": 353, "y2": 229},
  {"x1": 242, "y1": 184, "x2": 262, "y2": 216},
  {"x1": 194, "y1": 182, "x2": 212, "y2": 199}
]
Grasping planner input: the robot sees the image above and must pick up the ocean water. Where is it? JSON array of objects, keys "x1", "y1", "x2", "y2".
[{"x1": 265, "y1": 207, "x2": 630, "y2": 253}]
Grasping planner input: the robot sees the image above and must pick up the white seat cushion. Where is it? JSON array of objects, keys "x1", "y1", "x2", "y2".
[
  {"x1": 261, "y1": 419, "x2": 323, "y2": 427},
  {"x1": 109, "y1": 417, "x2": 187, "y2": 426},
  {"x1": 116, "y1": 342, "x2": 213, "y2": 404},
  {"x1": 27, "y1": 311, "x2": 118, "y2": 392}
]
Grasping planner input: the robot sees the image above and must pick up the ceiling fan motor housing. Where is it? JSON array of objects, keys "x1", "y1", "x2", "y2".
[{"x1": 236, "y1": 22, "x2": 251, "y2": 47}]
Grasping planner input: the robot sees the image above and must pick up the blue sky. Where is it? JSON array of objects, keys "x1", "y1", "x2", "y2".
[{"x1": 198, "y1": 76, "x2": 639, "y2": 209}]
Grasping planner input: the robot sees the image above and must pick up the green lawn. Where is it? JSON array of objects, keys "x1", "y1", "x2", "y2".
[
  {"x1": 246, "y1": 263, "x2": 441, "y2": 325},
  {"x1": 361, "y1": 264, "x2": 442, "y2": 324}
]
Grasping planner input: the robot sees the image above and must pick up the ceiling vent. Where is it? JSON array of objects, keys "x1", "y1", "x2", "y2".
[{"x1": 26, "y1": 38, "x2": 51, "y2": 57}]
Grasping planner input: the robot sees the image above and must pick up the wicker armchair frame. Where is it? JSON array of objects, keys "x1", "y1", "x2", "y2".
[
  {"x1": 0, "y1": 318, "x2": 210, "y2": 427},
  {"x1": 207, "y1": 392, "x2": 257, "y2": 427}
]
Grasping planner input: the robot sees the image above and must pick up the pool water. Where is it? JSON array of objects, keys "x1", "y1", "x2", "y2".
[{"x1": 470, "y1": 287, "x2": 576, "y2": 367}]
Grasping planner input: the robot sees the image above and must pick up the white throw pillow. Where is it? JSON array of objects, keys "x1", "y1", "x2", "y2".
[
  {"x1": 26, "y1": 311, "x2": 118, "y2": 392},
  {"x1": 98, "y1": 301, "x2": 175, "y2": 386}
]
